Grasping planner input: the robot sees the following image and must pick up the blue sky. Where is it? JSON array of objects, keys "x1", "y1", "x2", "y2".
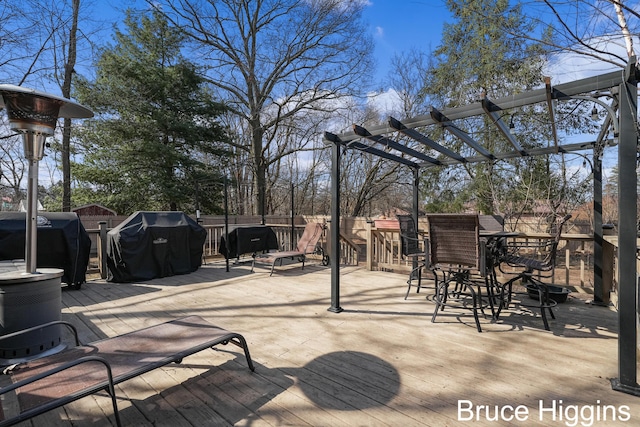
[
  {"x1": 91, "y1": 0, "x2": 452, "y2": 86},
  {"x1": 361, "y1": 0, "x2": 451, "y2": 84}
]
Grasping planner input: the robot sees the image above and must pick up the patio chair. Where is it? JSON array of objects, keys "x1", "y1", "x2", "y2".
[
  {"x1": 495, "y1": 214, "x2": 572, "y2": 330},
  {"x1": 0, "y1": 315, "x2": 254, "y2": 427},
  {"x1": 396, "y1": 215, "x2": 429, "y2": 299},
  {"x1": 427, "y1": 214, "x2": 494, "y2": 332},
  {"x1": 252, "y1": 222, "x2": 324, "y2": 276}
]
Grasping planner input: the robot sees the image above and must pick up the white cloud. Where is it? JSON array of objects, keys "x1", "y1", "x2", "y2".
[
  {"x1": 375, "y1": 26, "x2": 384, "y2": 38},
  {"x1": 366, "y1": 88, "x2": 403, "y2": 117},
  {"x1": 544, "y1": 36, "x2": 637, "y2": 84}
]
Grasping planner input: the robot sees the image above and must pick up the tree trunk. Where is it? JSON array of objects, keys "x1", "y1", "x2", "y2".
[
  {"x1": 614, "y1": 0, "x2": 635, "y2": 58},
  {"x1": 61, "y1": 0, "x2": 80, "y2": 212},
  {"x1": 250, "y1": 119, "x2": 266, "y2": 220}
]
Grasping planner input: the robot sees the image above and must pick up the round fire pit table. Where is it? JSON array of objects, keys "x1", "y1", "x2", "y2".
[{"x1": 0, "y1": 266, "x2": 64, "y2": 363}]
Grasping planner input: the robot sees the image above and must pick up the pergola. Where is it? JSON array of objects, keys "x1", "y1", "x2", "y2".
[{"x1": 324, "y1": 58, "x2": 640, "y2": 395}]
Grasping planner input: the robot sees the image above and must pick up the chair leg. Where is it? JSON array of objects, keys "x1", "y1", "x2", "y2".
[
  {"x1": 431, "y1": 280, "x2": 447, "y2": 323},
  {"x1": 521, "y1": 277, "x2": 557, "y2": 331},
  {"x1": 493, "y1": 273, "x2": 524, "y2": 320},
  {"x1": 269, "y1": 261, "x2": 276, "y2": 276},
  {"x1": 431, "y1": 275, "x2": 483, "y2": 332},
  {"x1": 404, "y1": 277, "x2": 414, "y2": 299},
  {"x1": 466, "y1": 283, "x2": 483, "y2": 332},
  {"x1": 404, "y1": 263, "x2": 424, "y2": 300},
  {"x1": 537, "y1": 283, "x2": 555, "y2": 331},
  {"x1": 539, "y1": 288, "x2": 551, "y2": 331}
]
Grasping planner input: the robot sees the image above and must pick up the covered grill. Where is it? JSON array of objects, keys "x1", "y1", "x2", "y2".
[
  {"x1": 0, "y1": 212, "x2": 91, "y2": 288},
  {"x1": 106, "y1": 211, "x2": 206, "y2": 282},
  {"x1": 220, "y1": 224, "x2": 278, "y2": 260}
]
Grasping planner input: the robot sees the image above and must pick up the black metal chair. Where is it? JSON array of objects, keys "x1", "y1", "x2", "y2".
[
  {"x1": 397, "y1": 214, "x2": 429, "y2": 299},
  {"x1": 427, "y1": 214, "x2": 494, "y2": 332},
  {"x1": 495, "y1": 214, "x2": 572, "y2": 330}
]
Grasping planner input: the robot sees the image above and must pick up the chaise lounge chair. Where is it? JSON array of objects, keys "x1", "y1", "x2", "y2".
[
  {"x1": 252, "y1": 223, "x2": 324, "y2": 276},
  {"x1": 0, "y1": 316, "x2": 254, "y2": 426}
]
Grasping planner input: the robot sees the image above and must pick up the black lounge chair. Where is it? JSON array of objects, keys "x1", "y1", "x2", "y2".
[{"x1": 0, "y1": 316, "x2": 254, "y2": 426}]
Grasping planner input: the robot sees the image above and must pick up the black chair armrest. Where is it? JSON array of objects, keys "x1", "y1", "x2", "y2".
[{"x1": 0, "y1": 321, "x2": 81, "y2": 347}]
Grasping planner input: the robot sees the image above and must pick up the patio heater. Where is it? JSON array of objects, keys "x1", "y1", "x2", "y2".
[{"x1": 0, "y1": 84, "x2": 92, "y2": 363}]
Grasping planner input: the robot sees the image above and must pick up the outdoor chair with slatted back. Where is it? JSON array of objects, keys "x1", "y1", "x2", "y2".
[
  {"x1": 496, "y1": 214, "x2": 572, "y2": 330},
  {"x1": 427, "y1": 214, "x2": 497, "y2": 332},
  {"x1": 397, "y1": 214, "x2": 429, "y2": 299}
]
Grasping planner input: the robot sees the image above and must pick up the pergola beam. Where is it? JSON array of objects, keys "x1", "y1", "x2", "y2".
[
  {"x1": 352, "y1": 124, "x2": 441, "y2": 165},
  {"x1": 481, "y1": 97, "x2": 526, "y2": 155},
  {"x1": 417, "y1": 140, "x2": 597, "y2": 168},
  {"x1": 429, "y1": 107, "x2": 495, "y2": 160},
  {"x1": 388, "y1": 116, "x2": 466, "y2": 162},
  {"x1": 545, "y1": 77, "x2": 560, "y2": 151},
  {"x1": 324, "y1": 131, "x2": 419, "y2": 168}
]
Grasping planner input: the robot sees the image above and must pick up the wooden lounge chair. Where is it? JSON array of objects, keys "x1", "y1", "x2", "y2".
[
  {"x1": 252, "y1": 223, "x2": 324, "y2": 276},
  {"x1": 0, "y1": 315, "x2": 254, "y2": 426}
]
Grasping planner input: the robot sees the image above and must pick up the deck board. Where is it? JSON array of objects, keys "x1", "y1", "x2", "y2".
[{"x1": 6, "y1": 261, "x2": 638, "y2": 426}]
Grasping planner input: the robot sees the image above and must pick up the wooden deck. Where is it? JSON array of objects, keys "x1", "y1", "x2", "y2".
[{"x1": 12, "y1": 259, "x2": 640, "y2": 426}]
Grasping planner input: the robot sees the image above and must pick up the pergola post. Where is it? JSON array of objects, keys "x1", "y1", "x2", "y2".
[
  {"x1": 328, "y1": 139, "x2": 343, "y2": 313},
  {"x1": 611, "y1": 57, "x2": 640, "y2": 395},
  {"x1": 592, "y1": 146, "x2": 606, "y2": 304},
  {"x1": 412, "y1": 167, "x2": 420, "y2": 273}
]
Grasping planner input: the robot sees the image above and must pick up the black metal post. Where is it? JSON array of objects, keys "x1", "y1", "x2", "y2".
[
  {"x1": 224, "y1": 176, "x2": 230, "y2": 273},
  {"x1": 291, "y1": 183, "x2": 295, "y2": 251},
  {"x1": 329, "y1": 140, "x2": 342, "y2": 313},
  {"x1": 412, "y1": 167, "x2": 420, "y2": 272},
  {"x1": 592, "y1": 148, "x2": 605, "y2": 304},
  {"x1": 611, "y1": 58, "x2": 640, "y2": 395}
]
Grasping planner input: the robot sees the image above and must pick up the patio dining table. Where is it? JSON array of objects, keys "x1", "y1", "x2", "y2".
[{"x1": 479, "y1": 230, "x2": 523, "y2": 268}]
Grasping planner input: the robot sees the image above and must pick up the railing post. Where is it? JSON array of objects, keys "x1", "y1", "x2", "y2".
[
  {"x1": 565, "y1": 248, "x2": 570, "y2": 285},
  {"x1": 366, "y1": 221, "x2": 373, "y2": 271},
  {"x1": 98, "y1": 221, "x2": 107, "y2": 279}
]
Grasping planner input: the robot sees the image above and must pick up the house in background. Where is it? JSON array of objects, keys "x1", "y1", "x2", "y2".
[{"x1": 72, "y1": 203, "x2": 116, "y2": 217}]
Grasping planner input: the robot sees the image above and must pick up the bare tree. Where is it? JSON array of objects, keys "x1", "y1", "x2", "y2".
[
  {"x1": 0, "y1": 135, "x2": 26, "y2": 206},
  {"x1": 57, "y1": 0, "x2": 80, "y2": 212},
  {"x1": 149, "y1": 0, "x2": 374, "y2": 217},
  {"x1": 1, "y1": 0, "x2": 102, "y2": 211},
  {"x1": 497, "y1": 1, "x2": 639, "y2": 69}
]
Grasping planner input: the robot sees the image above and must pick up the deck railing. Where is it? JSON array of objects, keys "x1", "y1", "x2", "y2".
[
  {"x1": 365, "y1": 220, "x2": 597, "y2": 288},
  {"x1": 81, "y1": 216, "x2": 608, "y2": 289}
]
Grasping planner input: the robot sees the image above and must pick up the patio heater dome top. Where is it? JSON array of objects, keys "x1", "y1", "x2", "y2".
[{"x1": 0, "y1": 84, "x2": 93, "y2": 136}]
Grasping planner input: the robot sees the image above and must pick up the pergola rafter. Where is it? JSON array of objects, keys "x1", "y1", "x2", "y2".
[{"x1": 481, "y1": 96, "x2": 527, "y2": 156}]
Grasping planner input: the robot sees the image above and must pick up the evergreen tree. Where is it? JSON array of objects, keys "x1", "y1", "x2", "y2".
[
  {"x1": 422, "y1": 0, "x2": 572, "y2": 218},
  {"x1": 73, "y1": 10, "x2": 231, "y2": 214}
]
